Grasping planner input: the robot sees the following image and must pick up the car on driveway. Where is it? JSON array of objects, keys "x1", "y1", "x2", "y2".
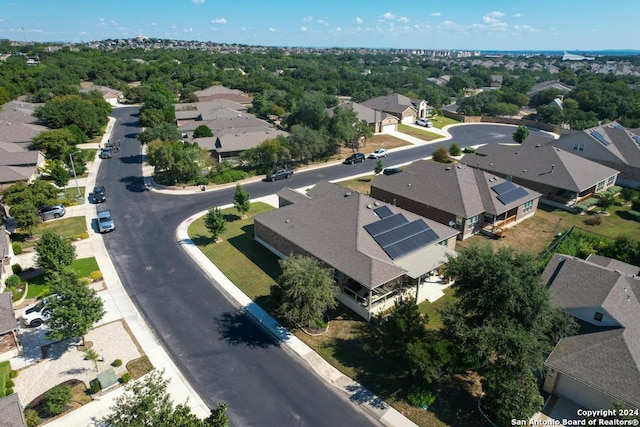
[
  {"x1": 368, "y1": 149, "x2": 387, "y2": 159},
  {"x1": 93, "y1": 186, "x2": 106, "y2": 203},
  {"x1": 22, "y1": 296, "x2": 55, "y2": 327},
  {"x1": 415, "y1": 118, "x2": 433, "y2": 127},
  {"x1": 99, "y1": 148, "x2": 112, "y2": 159},
  {"x1": 383, "y1": 167, "x2": 403, "y2": 176},
  {"x1": 343, "y1": 153, "x2": 365, "y2": 164},
  {"x1": 97, "y1": 210, "x2": 115, "y2": 233},
  {"x1": 266, "y1": 169, "x2": 294, "y2": 181},
  {"x1": 41, "y1": 205, "x2": 66, "y2": 221}
]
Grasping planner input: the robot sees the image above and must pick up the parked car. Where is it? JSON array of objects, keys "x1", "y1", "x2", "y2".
[
  {"x1": 383, "y1": 167, "x2": 403, "y2": 176},
  {"x1": 343, "y1": 153, "x2": 366, "y2": 164},
  {"x1": 97, "y1": 210, "x2": 115, "y2": 233},
  {"x1": 93, "y1": 186, "x2": 106, "y2": 203},
  {"x1": 41, "y1": 205, "x2": 66, "y2": 221},
  {"x1": 368, "y1": 149, "x2": 388, "y2": 159},
  {"x1": 22, "y1": 296, "x2": 55, "y2": 327},
  {"x1": 415, "y1": 118, "x2": 433, "y2": 128},
  {"x1": 266, "y1": 169, "x2": 294, "y2": 181},
  {"x1": 99, "y1": 148, "x2": 112, "y2": 159}
]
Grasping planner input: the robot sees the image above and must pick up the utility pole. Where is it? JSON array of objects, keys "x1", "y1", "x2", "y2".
[{"x1": 69, "y1": 151, "x2": 82, "y2": 199}]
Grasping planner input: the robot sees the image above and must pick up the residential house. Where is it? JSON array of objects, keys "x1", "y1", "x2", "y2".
[
  {"x1": 193, "y1": 85, "x2": 252, "y2": 105},
  {"x1": 371, "y1": 160, "x2": 541, "y2": 240},
  {"x1": 79, "y1": 85, "x2": 123, "y2": 106},
  {"x1": 0, "y1": 394, "x2": 28, "y2": 427},
  {"x1": 553, "y1": 122, "x2": 640, "y2": 189},
  {"x1": 179, "y1": 114, "x2": 268, "y2": 140},
  {"x1": 254, "y1": 181, "x2": 460, "y2": 322},
  {"x1": 327, "y1": 102, "x2": 399, "y2": 134},
  {"x1": 0, "y1": 293, "x2": 21, "y2": 363},
  {"x1": 197, "y1": 126, "x2": 288, "y2": 163},
  {"x1": 541, "y1": 254, "x2": 640, "y2": 410},
  {"x1": 0, "y1": 149, "x2": 45, "y2": 190},
  {"x1": 361, "y1": 93, "x2": 419, "y2": 124},
  {"x1": 460, "y1": 139, "x2": 620, "y2": 211},
  {"x1": 526, "y1": 80, "x2": 575, "y2": 97},
  {"x1": 174, "y1": 100, "x2": 248, "y2": 125},
  {"x1": 489, "y1": 75, "x2": 503, "y2": 89}
]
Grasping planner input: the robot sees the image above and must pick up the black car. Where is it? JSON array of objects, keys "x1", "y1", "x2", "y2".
[
  {"x1": 93, "y1": 186, "x2": 106, "y2": 203},
  {"x1": 383, "y1": 167, "x2": 402, "y2": 176},
  {"x1": 266, "y1": 169, "x2": 294, "y2": 181},
  {"x1": 343, "y1": 153, "x2": 365, "y2": 164}
]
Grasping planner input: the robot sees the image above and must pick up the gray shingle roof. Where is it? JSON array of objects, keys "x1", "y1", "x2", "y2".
[
  {"x1": 361, "y1": 93, "x2": 417, "y2": 116},
  {"x1": 0, "y1": 394, "x2": 27, "y2": 427},
  {"x1": 327, "y1": 102, "x2": 397, "y2": 125},
  {"x1": 193, "y1": 85, "x2": 242, "y2": 97},
  {"x1": 370, "y1": 160, "x2": 540, "y2": 218},
  {"x1": 179, "y1": 115, "x2": 267, "y2": 132},
  {"x1": 0, "y1": 293, "x2": 18, "y2": 335},
  {"x1": 463, "y1": 142, "x2": 619, "y2": 192},
  {"x1": 215, "y1": 127, "x2": 287, "y2": 153},
  {"x1": 254, "y1": 181, "x2": 459, "y2": 289},
  {"x1": 542, "y1": 254, "x2": 640, "y2": 408},
  {"x1": 586, "y1": 254, "x2": 640, "y2": 276}
]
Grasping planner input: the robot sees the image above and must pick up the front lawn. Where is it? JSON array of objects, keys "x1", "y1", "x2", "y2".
[
  {"x1": 429, "y1": 115, "x2": 460, "y2": 129},
  {"x1": 398, "y1": 124, "x2": 443, "y2": 141},
  {"x1": 24, "y1": 257, "x2": 100, "y2": 299},
  {"x1": 12, "y1": 217, "x2": 88, "y2": 250}
]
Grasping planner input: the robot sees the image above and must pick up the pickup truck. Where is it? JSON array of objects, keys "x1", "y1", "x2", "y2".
[{"x1": 266, "y1": 169, "x2": 294, "y2": 181}]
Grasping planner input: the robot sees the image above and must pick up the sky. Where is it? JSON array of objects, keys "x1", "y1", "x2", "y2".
[{"x1": 1, "y1": 0, "x2": 639, "y2": 51}]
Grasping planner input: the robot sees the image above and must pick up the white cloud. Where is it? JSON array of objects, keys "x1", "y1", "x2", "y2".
[
  {"x1": 317, "y1": 19, "x2": 325, "y2": 24},
  {"x1": 398, "y1": 17, "x2": 409, "y2": 23},
  {"x1": 302, "y1": 16, "x2": 313, "y2": 22},
  {"x1": 184, "y1": 27, "x2": 193, "y2": 33},
  {"x1": 268, "y1": 27, "x2": 276, "y2": 32},
  {"x1": 382, "y1": 12, "x2": 394, "y2": 20},
  {"x1": 487, "y1": 11, "x2": 505, "y2": 18},
  {"x1": 431, "y1": 12, "x2": 441, "y2": 17},
  {"x1": 191, "y1": 0, "x2": 205, "y2": 4},
  {"x1": 151, "y1": 22, "x2": 157, "y2": 26},
  {"x1": 355, "y1": 17, "x2": 363, "y2": 24},
  {"x1": 513, "y1": 13, "x2": 523, "y2": 18},
  {"x1": 441, "y1": 20, "x2": 455, "y2": 26},
  {"x1": 514, "y1": 24, "x2": 538, "y2": 32},
  {"x1": 212, "y1": 18, "x2": 227, "y2": 24},
  {"x1": 300, "y1": 26, "x2": 307, "y2": 32}
]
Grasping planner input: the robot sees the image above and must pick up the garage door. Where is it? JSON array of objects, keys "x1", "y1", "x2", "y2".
[
  {"x1": 382, "y1": 124, "x2": 396, "y2": 133},
  {"x1": 555, "y1": 374, "x2": 613, "y2": 409}
]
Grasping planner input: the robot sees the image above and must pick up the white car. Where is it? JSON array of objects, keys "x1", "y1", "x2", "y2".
[
  {"x1": 22, "y1": 296, "x2": 54, "y2": 327},
  {"x1": 416, "y1": 118, "x2": 433, "y2": 128},
  {"x1": 368, "y1": 149, "x2": 388, "y2": 159}
]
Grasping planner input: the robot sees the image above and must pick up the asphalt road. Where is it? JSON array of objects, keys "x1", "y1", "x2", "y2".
[{"x1": 96, "y1": 108, "x2": 549, "y2": 426}]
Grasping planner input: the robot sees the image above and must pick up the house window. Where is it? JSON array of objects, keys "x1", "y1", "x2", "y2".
[
  {"x1": 607, "y1": 175, "x2": 616, "y2": 186},
  {"x1": 596, "y1": 180, "x2": 605, "y2": 191},
  {"x1": 523, "y1": 200, "x2": 534, "y2": 213},
  {"x1": 594, "y1": 312, "x2": 603, "y2": 322},
  {"x1": 573, "y1": 142, "x2": 585, "y2": 152},
  {"x1": 467, "y1": 215, "x2": 480, "y2": 229}
]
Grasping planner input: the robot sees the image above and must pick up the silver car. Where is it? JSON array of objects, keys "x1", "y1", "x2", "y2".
[
  {"x1": 41, "y1": 205, "x2": 66, "y2": 221},
  {"x1": 97, "y1": 210, "x2": 115, "y2": 233}
]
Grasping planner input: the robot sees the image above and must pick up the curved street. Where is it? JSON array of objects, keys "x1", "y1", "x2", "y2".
[{"x1": 99, "y1": 107, "x2": 549, "y2": 426}]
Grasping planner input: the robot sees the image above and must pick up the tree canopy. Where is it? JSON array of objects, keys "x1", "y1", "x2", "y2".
[
  {"x1": 233, "y1": 183, "x2": 250, "y2": 218},
  {"x1": 35, "y1": 231, "x2": 77, "y2": 274},
  {"x1": 204, "y1": 207, "x2": 226, "y2": 241}
]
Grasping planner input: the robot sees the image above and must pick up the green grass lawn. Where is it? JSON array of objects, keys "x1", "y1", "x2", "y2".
[
  {"x1": 60, "y1": 186, "x2": 86, "y2": 201},
  {"x1": 13, "y1": 216, "x2": 88, "y2": 250},
  {"x1": 429, "y1": 115, "x2": 460, "y2": 129},
  {"x1": 71, "y1": 257, "x2": 99, "y2": 278},
  {"x1": 397, "y1": 124, "x2": 442, "y2": 141},
  {"x1": 419, "y1": 288, "x2": 457, "y2": 331},
  {"x1": 0, "y1": 361, "x2": 11, "y2": 398},
  {"x1": 188, "y1": 202, "x2": 281, "y2": 305},
  {"x1": 24, "y1": 257, "x2": 100, "y2": 299}
]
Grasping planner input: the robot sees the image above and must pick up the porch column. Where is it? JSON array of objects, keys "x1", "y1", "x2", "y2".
[
  {"x1": 415, "y1": 276, "x2": 422, "y2": 303},
  {"x1": 367, "y1": 290, "x2": 372, "y2": 323},
  {"x1": 574, "y1": 192, "x2": 579, "y2": 210}
]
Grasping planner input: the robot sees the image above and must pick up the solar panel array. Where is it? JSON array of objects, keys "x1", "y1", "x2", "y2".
[
  {"x1": 633, "y1": 135, "x2": 640, "y2": 146},
  {"x1": 591, "y1": 130, "x2": 610, "y2": 146},
  {"x1": 614, "y1": 124, "x2": 625, "y2": 130},
  {"x1": 491, "y1": 181, "x2": 529, "y2": 206},
  {"x1": 373, "y1": 205, "x2": 393, "y2": 219},
  {"x1": 364, "y1": 213, "x2": 439, "y2": 259}
]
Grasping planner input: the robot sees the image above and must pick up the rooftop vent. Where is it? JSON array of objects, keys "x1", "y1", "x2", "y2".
[
  {"x1": 535, "y1": 144, "x2": 541, "y2": 147},
  {"x1": 374, "y1": 201, "x2": 381, "y2": 206},
  {"x1": 344, "y1": 192, "x2": 352, "y2": 197},
  {"x1": 367, "y1": 204, "x2": 373, "y2": 209},
  {"x1": 445, "y1": 167, "x2": 451, "y2": 171}
]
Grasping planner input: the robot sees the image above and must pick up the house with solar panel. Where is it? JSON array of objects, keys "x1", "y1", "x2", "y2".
[
  {"x1": 253, "y1": 181, "x2": 460, "y2": 322},
  {"x1": 552, "y1": 122, "x2": 640, "y2": 190},
  {"x1": 540, "y1": 254, "x2": 640, "y2": 412},
  {"x1": 370, "y1": 160, "x2": 541, "y2": 240},
  {"x1": 459, "y1": 137, "x2": 620, "y2": 212}
]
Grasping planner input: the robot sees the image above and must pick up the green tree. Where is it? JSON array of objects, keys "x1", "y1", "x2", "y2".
[
  {"x1": 48, "y1": 160, "x2": 70, "y2": 188},
  {"x1": 431, "y1": 147, "x2": 451, "y2": 163},
  {"x1": 238, "y1": 137, "x2": 290, "y2": 172},
  {"x1": 44, "y1": 271, "x2": 106, "y2": 346},
  {"x1": 287, "y1": 125, "x2": 335, "y2": 162},
  {"x1": 374, "y1": 159, "x2": 384, "y2": 175},
  {"x1": 35, "y1": 231, "x2": 77, "y2": 274},
  {"x1": 193, "y1": 125, "x2": 214, "y2": 138},
  {"x1": 286, "y1": 92, "x2": 329, "y2": 131},
  {"x1": 137, "y1": 122, "x2": 182, "y2": 144},
  {"x1": 233, "y1": 183, "x2": 250, "y2": 218},
  {"x1": 512, "y1": 125, "x2": 529, "y2": 144},
  {"x1": 482, "y1": 363, "x2": 544, "y2": 426},
  {"x1": 34, "y1": 94, "x2": 109, "y2": 138},
  {"x1": 596, "y1": 193, "x2": 615, "y2": 210},
  {"x1": 448, "y1": 142, "x2": 461, "y2": 157},
  {"x1": 204, "y1": 207, "x2": 227, "y2": 241},
  {"x1": 103, "y1": 369, "x2": 228, "y2": 427},
  {"x1": 271, "y1": 255, "x2": 337, "y2": 328},
  {"x1": 9, "y1": 201, "x2": 41, "y2": 236},
  {"x1": 32, "y1": 129, "x2": 76, "y2": 159},
  {"x1": 44, "y1": 385, "x2": 72, "y2": 416}
]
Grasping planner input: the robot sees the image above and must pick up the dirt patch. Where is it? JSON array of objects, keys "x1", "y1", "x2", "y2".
[
  {"x1": 126, "y1": 355, "x2": 153, "y2": 380},
  {"x1": 336, "y1": 134, "x2": 411, "y2": 159},
  {"x1": 26, "y1": 379, "x2": 92, "y2": 424}
]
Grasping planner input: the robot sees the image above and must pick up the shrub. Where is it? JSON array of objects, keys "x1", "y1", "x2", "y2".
[
  {"x1": 11, "y1": 263, "x2": 22, "y2": 275},
  {"x1": 6, "y1": 379, "x2": 14, "y2": 388},
  {"x1": 5, "y1": 275, "x2": 21, "y2": 288},
  {"x1": 120, "y1": 372, "x2": 131, "y2": 383},
  {"x1": 24, "y1": 408, "x2": 40, "y2": 427},
  {"x1": 432, "y1": 147, "x2": 452, "y2": 163},
  {"x1": 211, "y1": 168, "x2": 248, "y2": 184},
  {"x1": 79, "y1": 277, "x2": 92, "y2": 286},
  {"x1": 449, "y1": 142, "x2": 462, "y2": 157},
  {"x1": 12, "y1": 243, "x2": 23, "y2": 255},
  {"x1": 89, "y1": 379, "x2": 101, "y2": 394},
  {"x1": 462, "y1": 146, "x2": 476, "y2": 154},
  {"x1": 632, "y1": 199, "x2": 640, "y2": 211},
  {"x1": 5, "y1": 388, "x2": 13, "y2": 395},
  {"x1": 44, "y1": 385, "x2": 72, "y2": 416},
  {"x1": 72, "y1": 232, "x2": 90, "y2": 240},
  {"x1": 9, "y1": 370, "x2": 18, "y2": 378},
  {"x1": 407, "y1": 378, "x2": 438, "y2": 408},
  {"x1": 89, "y1": 271, "x2": 103, "y2": 282},
  {"x1": 627, "y1": 210, "x2": 640, "y2": 222},
  {"x1": 585, "y1": 215, "x2": 603, "y2": 226},
  {"x1": 111, "y1": 359, "x2": 122, "y2": 368}
]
